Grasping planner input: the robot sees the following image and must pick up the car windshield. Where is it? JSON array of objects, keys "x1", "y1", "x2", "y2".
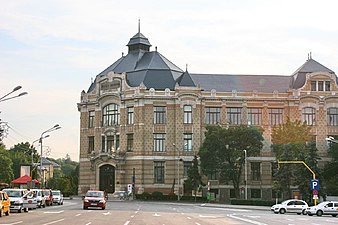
[
  {"x1": 52, "y1": 191, "x2": 60, "y2": 196},
  {"x1": 281, "y1": 200, "x2": 290, "y2": 205},
  {"x1": 86, "y1": 192, "x2": 103, "y2": 197},
  {"x1": 5, "y1": 190, "x2": 23, "y2": 197}
]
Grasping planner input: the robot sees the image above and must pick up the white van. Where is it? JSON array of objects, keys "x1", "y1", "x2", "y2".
[{"x1": 2, "y1": 189, "x2": 29, "y2": 213}]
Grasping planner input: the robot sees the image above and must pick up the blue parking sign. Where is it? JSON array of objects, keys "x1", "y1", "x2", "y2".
[{"x1": 311, "y1": 179, "x2": 320, "y2": 190}]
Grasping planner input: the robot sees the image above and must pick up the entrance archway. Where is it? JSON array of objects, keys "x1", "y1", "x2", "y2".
[{"x1": 99, "y1": 164, "x2": 115, "y2": 193}]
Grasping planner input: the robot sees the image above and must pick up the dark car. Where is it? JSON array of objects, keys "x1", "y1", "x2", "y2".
[{"x1": 83, "y1": 190, "x2": 106, "y2": 210}]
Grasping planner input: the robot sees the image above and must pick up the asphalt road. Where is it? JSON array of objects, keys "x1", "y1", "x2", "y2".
[{"x1": 0, "y1": 199, "x2": 337, "y2": 225}]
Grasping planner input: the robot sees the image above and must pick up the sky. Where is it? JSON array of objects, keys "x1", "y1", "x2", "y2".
[{"x1": 1, "y1": 0, "x2": 338, "y2": 161}]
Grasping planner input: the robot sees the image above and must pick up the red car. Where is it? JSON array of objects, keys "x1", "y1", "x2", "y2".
[{"x1": 83, "y1": 190, "x2": 106, "y2": 210}]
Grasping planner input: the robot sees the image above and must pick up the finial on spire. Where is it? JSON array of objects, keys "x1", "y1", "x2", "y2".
[
  {"x1": 138, "y1": 18, "x2": 141, "y2": 33},
  {"x1": 310, "y1": 52, "x2": 312, "y2": 59},
  {"x1": 186, "y1": 64, "x2": 188, "y2": 71}
]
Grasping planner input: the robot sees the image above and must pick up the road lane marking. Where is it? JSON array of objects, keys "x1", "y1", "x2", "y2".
[
  {"x1": 228, "y1": 214, "x2": 267, "y2": 225},
  {"x1": 0, "y1": 221, "x2": 23, "y2": 225},
  {"x1": 124, "y1": 221, "x2": 130, "y2": 225},
  {"x1": 196, "y1": 223, "x2": 201, "y2": 225},
  {"x1": 75, "y1": 214, "x2": 81, "y2": 216},
  {"x1": 43, "y1": 210, "x2": 64, "y2": 214},
  {"x1": 131, "y1": 215, "x2": 135, "y2": 218},
  {"x1": 187, "y1": 217, "x2": 191, "y2": 220},
  {"x1": 103, "y1": 212, "x2": 111, "y2": 215},
  {"x1": 153, "y1": 213, "x2": 161, "y2": 217},
  {"x1": 42, "y1": 219, "x2": 65, "y2": 225},
  {"x1": 85, "y1": 223, "x2": 91, "y2": 225}
]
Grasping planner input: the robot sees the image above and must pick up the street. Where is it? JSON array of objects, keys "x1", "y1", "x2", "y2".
[{"x1": 0, "y1": 199, "x2": 337, "y2": 225}]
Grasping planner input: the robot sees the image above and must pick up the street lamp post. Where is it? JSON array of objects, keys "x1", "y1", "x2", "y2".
[
  {"x1": 243, "y1": 149, "x2": 248, "y2": 200},
  {"x1": 39, "y1": 124, "x2": 61, "y2": 188},
  {"x1": 173, "y1": 143, "x2": 181, "y2": 201},
  {"x1": 0, "y1": 86, "x2": 28, "y2": 103}
]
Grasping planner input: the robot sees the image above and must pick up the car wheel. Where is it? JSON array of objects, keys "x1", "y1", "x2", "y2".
[
  {"x1": 24, "y1": 208, "x2": 29, "y2": 213},
  {"x1": 5, "y1": 209, "x2": 10, "y2": 216},
  {"x1": 279, "y1": 208, "x2": 286, "y2": 214},
  {"x1": 43, "y1": 203, "x2": 46, "y2": 208},
  {"x1": 316, "y1": 210, "x2": 323, "y2": 216},
  {"x1": 102, "y1": 207, "x2": 105, "y2": 210},
  {"x1": 18, "y1": 207, "x2": 23, "y2": 213},
  {"x1": 332, "y1": 214, "x2": 337, "y2": 217},
  {"x1": 0, "y1": 208, "x2": 4, "y2": 217},
  {"x1": 308, "y1": 213, "x2": 313, "y2": 216},
  {"x1": 302, "y1": 209, "x2": 307, "y2": 215},
  {"x1": 83, "y1": 206, "x2": 87, "y2": 210}
]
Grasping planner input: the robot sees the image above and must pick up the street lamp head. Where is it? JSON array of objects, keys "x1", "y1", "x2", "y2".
[
  {"x1": 13, "y1": 86, "x2": 22, "y2": 92},
  {"x1": 53, "y1": 124, "x2": 60, "y2": 128},
  {"x1": 18, "y1": 92, "x2": 28, "y2": 97}
]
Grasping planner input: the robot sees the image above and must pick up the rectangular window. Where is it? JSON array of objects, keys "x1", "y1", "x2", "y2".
[
  {"x1": 327, "y1": 107, "x2": 338, "y2": 126},
  {"x1": 183, "y1": 161, "x2": 192, "y2": 178},
  {"x1": 154, "y1": 134, "x2": 166, "y2": 152},
  {"x1": 318, "y1": 81, "x2": 324, "y2": 91},
  {"x1": 184, "y1": 105, "x2": 193, "y2": 124},
  {"x1": 127, "y1": 107, "x2": 134, "y2": 125},
  {"x1": 154, "y1": 161, "x2": 165, "y2": 184},
  {"x1": 269, "y1": 108, "x2": 283, "y2": 126},
  {"x1": 325, "y1": 81, "x2": 331, "y2": 91},
  {"x1": 106, "y1": 135, "x2": 114, "y2": 152},
  {"x1": 248, "y1": 108, "x2": 262, "y2": 125},
  {"x1": 227, "y1": 107, "x2": 242, "y2": 125},
  {"x1": 89, "y1": 111, "x2": 95, "y2": 128},
  {"x1": 302, "y1": 107, "x2": 316, "y2": 126},
  {"x1": 251, "y1": 162, "x2": 261, "y2": 181},
  {"x1": 205, "y1": 107, "x2": 221, "y2": 124},
  {"x1": 311, "y1": 81, "x2": 316, "y2": 91},
  {"x1": 251, "y1": 189, "x2": 261, "y2": 198},
  {"x1": 88, "y1": 136, "x2": 94, "y2": 153},
  {"x1": 154, "y1": 106, "x2": 166, "y2": 124},
  {"x1": 127, "y1": 134, "x2": 133, "y2": 152},
  {"x1": 183, "y1": 134, "x2": 193, "y2": 151}
]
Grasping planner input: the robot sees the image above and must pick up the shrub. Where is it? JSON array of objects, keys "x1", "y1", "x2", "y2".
[{"x1": 151, "y1": 191, "x2": 164, "y2": 200}]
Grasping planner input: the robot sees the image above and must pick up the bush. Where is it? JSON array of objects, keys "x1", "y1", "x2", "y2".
[
  {"x1": 137, "y1": 192, "x2": 151, "y2": 200},
  {"x1": 230, "y1": 199, "x2": 275, "y2": 206},
  {"x1": 152, "y1": 192, "x2": 164, "y2": 200}
]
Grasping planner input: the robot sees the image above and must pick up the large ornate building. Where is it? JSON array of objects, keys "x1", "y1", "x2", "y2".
[{"x1": 78, "y1": 27, "x2": 338, "y2": 201}]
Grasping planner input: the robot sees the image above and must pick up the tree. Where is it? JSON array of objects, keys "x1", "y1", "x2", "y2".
[
  {"x1": 0, "y1": 143, "x2": 14, "y2": 183},
  {"x1": 199, "y1": 125, "x2": 264, "y2": 198},
  {"x1": 271, "y1": 118, "x2": 320, "y2": 200},
  {"x1": 184, "y1": 155, "x2": 203, "y2": 201},
  {"x1": 322, "y1": 138, "x2": 338, "y2": 196}
]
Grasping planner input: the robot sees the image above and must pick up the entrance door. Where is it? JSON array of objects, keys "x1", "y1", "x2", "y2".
[{"x1": 99, "y1": 165, "x2": 115, "y2": 194}]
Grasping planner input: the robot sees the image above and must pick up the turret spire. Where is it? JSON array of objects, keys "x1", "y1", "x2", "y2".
[{"x1": 138, "y1": 18, "x2": 141, "y2": 33}]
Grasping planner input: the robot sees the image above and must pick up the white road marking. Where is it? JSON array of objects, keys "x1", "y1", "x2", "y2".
[
  {"x1": 131, "y1": 215, "x2": 135, "y2": 218},
  {"x1": 199, "y1": 215, "x2": 222, "y2": 218},
  {"x1": 154, "y1": 213, "x2": 161, "y2": 217},
  {"x1": 85, "y1": 223, "x2": 91, "y2": 225},
  {"x1": 42, "y1": 219, "x2": 65, "y2": 225},
  {"x1": 228, "y1": 214, "x2": 267, "y2": 225},
  {"x1": 75, "y1": 214, "x2": 81, "y2": 216},
  {"x1": 0, "y1": 221, "x2": 23, "y2": 225},
  {"x1": 196, "y1": 223, "x2": 201, "y2": 225},
  {"x1": 103, "y1": 211, "x2": 111, "y2": 215},
  {"x1": 43, "y1": 210, "x2": 64, "y2": 214},
  {"x1": 187, "y1": 217, "x2": 191, "y2": 220},
  {"x1": 124, "y1": 221, "x2": 130, "y2": 225}
]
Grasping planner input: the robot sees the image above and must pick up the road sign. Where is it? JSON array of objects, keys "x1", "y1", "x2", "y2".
[
  {"x1": 313, "y1": 195, "x2": 318, "y2": 200},
  {"x1": 312, "y1": 190, "x2": 318, "y2": 195},
  {"x1": 311, "y1": 179, "x2": 320, "y2": 190}
]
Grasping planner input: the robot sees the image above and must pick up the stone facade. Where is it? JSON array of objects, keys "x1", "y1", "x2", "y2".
[{"x1": 78, "y1": 30, "x2": 338, "y2": 201}]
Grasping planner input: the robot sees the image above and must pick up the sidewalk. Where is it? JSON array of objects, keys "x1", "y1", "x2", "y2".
[{"x1": 200, "y1": 203, "x2": 270, "y2": 211}]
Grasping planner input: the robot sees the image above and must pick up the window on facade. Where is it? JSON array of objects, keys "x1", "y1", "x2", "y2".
[
  {"x1": 154, "y1": 161, "x2": 165, "y2": 184},
  {"x1": 183, "y1": 161, "x2": 192, "y2": 178},
  {"x1": 327, "y1": 107, "x2": 338, "y2": 126},
  {"x1": 251, "y1": 189, "x2": 261, "y2": 198},
  {"x1": 154, "y1": 106, "x2": 166, "y2": 124},
  {"x1": 88, "y1": 111, "x2": 95, "y2": 128},
  {"x1": 311, "y1": 80, "x2": 331, "y2": 91},
  {"x1": 269, "y1": 108, "x2": 283, "y2": 126},
  {"x1": 88, "y1": 136, "x2": 94, "y2": 153},
  {"x1": 106, "y1": 135, "x2": 114, "y2": 152},
  {"x1": 127, "y1": 107, "x2": 134, "y2": 125},
  {"x1": 251, "y1": 162, "x2": 261, "y2": 181},
  {"x1": 183, "y1": 105, "x2": 193, "y2": 124},
  {"x1": 127, "y1": 134, "x2": 133, "y2": 152},
  {"x1": 302, "y1": 107, "x2": 316, "y2": 126},
  {"x1": 154, "y1": 134, "x2": 166, "y2": 152},
  {"x1": 183, "y1": 134, "x2": 193, "y2": 151},
  {"x1": 227, "y1": 107, "x2": 242, "y2": 125},
  {"x1": 205, "y1": 107, "x2": 221, "y2": 124},
  {"x1": 102, "y1": 104, "x2": 120, "y2": 126},
  {"x1": 248, "y1": 108, "x2": 262, "y2": 125},
  {"x1": 230, "y1": 189, "x2": 236, "y2": 198},
  {"x1": 102, "y1": 134, "x2": 119, "y2": 152}
]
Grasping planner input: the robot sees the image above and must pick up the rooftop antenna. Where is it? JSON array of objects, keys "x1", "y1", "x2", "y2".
[
  {"x1": 310, "y1": 52, "x2": 312, "y2": 59},
  {"x1": 138, "y1": 18, "x2": 141, "y2": 33}
]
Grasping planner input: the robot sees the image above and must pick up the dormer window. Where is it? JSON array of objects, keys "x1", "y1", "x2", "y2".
[{"x1": 311, "y1": 80, "x2": 331, "y2": 91}]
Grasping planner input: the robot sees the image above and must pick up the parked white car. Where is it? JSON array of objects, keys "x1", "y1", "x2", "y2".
[
  {"x1": 2, "y1": 189, "x2": 29, "y2": 213},
  {"x1": 306, "y1": 201, "x2": 338, "y2": 217},
  {"x1": 23, "y1": 191, "x2": 38, "y2": 210},
  {"x1": 31, "y1": 189, "x2": 46, "y2": 208},
  {"x1": 52, "y1": 190, "x2": 64, "y2": 205},
  {"x1": 271, "y1": 199, "x2": 308, "y2": 215}
]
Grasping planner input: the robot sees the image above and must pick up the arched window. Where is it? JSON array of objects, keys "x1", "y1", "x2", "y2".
[
  {"x1": 302, "y1": 107, "x2": 315, "y2": 126},
  {"x1": 102, "y1": 104, "x2": 120, "y2": 126}
]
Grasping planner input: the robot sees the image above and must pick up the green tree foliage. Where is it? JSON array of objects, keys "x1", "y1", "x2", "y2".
[
  {"x1": 8, "y1": 142, "x2": 38, "y2": 179},
  {"x1": 199, "y1": 125, "x2": 264, "y2": 198},
  {"x1": 323, "y1": 140, "x2": 338, "y2": 196},
  {"x1": 184, "y1": 155, "x2": 203, "y2": 200},
  {"x1": 271, "y1": 118, "x2": 321, "y2": 201},
  {"x1": 0, "y1": 143, "x2": 14, "y2": 183}
]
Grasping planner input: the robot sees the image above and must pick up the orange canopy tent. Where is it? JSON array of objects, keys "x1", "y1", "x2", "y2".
[{"x1": 10, "y1": 175, "x2": 41, "y2": 184}]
